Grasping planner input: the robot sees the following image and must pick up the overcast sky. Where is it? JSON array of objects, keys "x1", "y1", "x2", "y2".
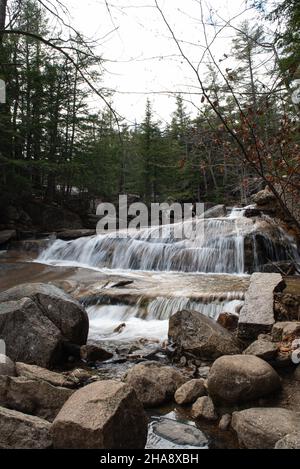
[{"x1": 62, "y1": 0, "x2": 261, "y2": 125}]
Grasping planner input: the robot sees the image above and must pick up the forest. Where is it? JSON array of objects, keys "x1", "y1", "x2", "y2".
[{"x1": 0, "y1": 0, "x2": 299, "y2": 228}]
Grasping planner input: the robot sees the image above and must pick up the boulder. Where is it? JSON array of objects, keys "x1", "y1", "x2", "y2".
[
  {"x1": 149, "y1": 418, "x2": 208, "y2": 448},
  {"x1": 231, "y1": 408, "x2": 300, "y2": 449},
  {"x1": 217, "y1": 312, "x2": 238, "y2": 332},
  {"x1": 275, "y1": 432, "x2": 300, "y2": 449},
  {"x1": 252, "y1": 188, "x2": 277, "y2": 207},
  {"x1": 207, "y1": 355, "x2": 281, "y2": 404},
  {"x1": 0, "y1": 354, "x2": 16, "y2": 376},
  {"x1": 0, "y1": 406, "x2": 52, "y2": 449},
  {"x1": 0, "y1": 375, "x2": 73, "y2": 421},
  {"x1": 272, "y1": 321, "x2": 300, "y2": 342},
  {"x1": 57, "y1": 229, "x2": 95, "y2": 240},
  {"x1": 219, "y1": 414, "x2": 231, "y2": 431},
  {"x1": 243, "y1": 338, "x2": 278, "y2": 361},
  {"x1": 80, "y1": 344, "x2": 113, "y2": 362},
  {"x1": 0, "y1": 283, "x2": 89, "y2": 345},
  {"x1": 0, "y1": 298, "x2": 63, "y2": 367},
  {"x1": 15, "y1": 362, "x2": 76, "y2": 389},
  {"x1": 0, "y1": 229, "x2": 16, "y2": 246},
  {"x1": 191, "y1": 396, "x2": 218, "y2": 421},
  {"x1": 238, "y1": 273, "x2": 285, "y2": 340},
  {"x1": 123, "y1": 361, "x2": 185, "y2": 407},
  {"x1": 51, "y1": 380, "x2": 148, "y2": 449},
  {"x1": 169, "y1": 310, "x2": 241, "y2": 360},
  {"x1": 174, "y1": 379, "x2": 206, "y2": 405},
  {"x1": 203, "y1": 205, "x2": 226, "y2": 218}
]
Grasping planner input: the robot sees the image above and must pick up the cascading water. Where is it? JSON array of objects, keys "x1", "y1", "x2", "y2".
[{"x1": 38, "y1": 208, "x2": 299, "y2": 274}]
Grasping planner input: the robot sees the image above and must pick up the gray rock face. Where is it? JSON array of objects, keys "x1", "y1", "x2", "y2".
[
  {"x1": 238, "y1": 273, "x2": 285, "y2": 340},
  {"x1": 0, "y1": 229, "x2": 16, "y2": 246},
  {"x1": 207, "y1": 355, "x2": 281, "y2": 404},
  {"x1": 0, "y1": 406, "x2": 52, "y2": 449},
  {"x1": 0, "y1": 375, "x2": 73, "y2": 421},
  {"x1": 169, "y1": 310, "x2": 241, "y2": 360},
  {"x1": 16, "y1": 362, "x2": 76, "y2": 388},
  {"x1": 275, "y1": 432, "x2": 300, "y2": 449},
  {"x1": 243, "y1": 338, "x2": 278, "y2": 361},
  {"x1": 175, "y1": 379, "x2": 206, "y2": 405},
  {"x1": 51, "y1": 380, "x2": 148, "y2": 449},
  {"x1": 0, "y1": 283, "x2": 88, "y2": 344},
  {"x1": 191, "y1": 396, "x2": 218, "y2": 421},
  {"x1": 0, "y1": 354, "x2": 16, "y2": 376},
  {"x1": 149, "y1": 418, "x2": 208, "y2": 448},
  {"x1": 124, "y1": 361, "x2": 185, "y2": 408},
  {"x1": 0, "y1": 283, "x2": 89, "y2": 367},
  {"x1": 231, "y1": 408, "x2": 300, "y2": 449}
]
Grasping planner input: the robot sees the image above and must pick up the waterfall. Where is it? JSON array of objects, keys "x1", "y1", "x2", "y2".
[{"x1": 38, "y1": 207, "x2": 299, "y2": 274}]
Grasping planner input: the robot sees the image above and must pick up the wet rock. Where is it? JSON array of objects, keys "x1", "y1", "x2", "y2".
[
  {"x1": 174, "y1": 379, "x2": 206, "y2": 405},
  {"x1": 150, "y1": 418, "x2": 208, "y2": 448},
  {"x1": 57, "y1": 229, "x2": 95, "y2": 240},
  {"x1": 0, "y1": 406, "x2": 52, "y2": 449},
  {"x1": 217, "y1": 313, "x2": 238, "y2": 332},
  {"x1": 80, "y1": 345, "x2": 113, "y2": 362},
  {"x1": 123, "y1": 361, "x2": 185, "y2": 407},
  {"x1": 231, "y1": 407, "x2": 300, "y2": 449},
  {"x1": 203, "y1": 205, "x2": 226, "y2": 218},
  {"x1": 275, "y1": 432, "x2": 300, "y2": 449},
  {"x1": 0, "y1": 229, "x2": 16, "y2": 246},
  {"x1": 0, "y1": 283, "x2": 89, "y2": 345},
  {"x1": 51, "y1": 380, "x2": 148, "y2": 449},
  {"x1": 219, "y1": 414, "x2": 231, "y2": 431},
  {"x1": 243, "y1": 338, "x2": 278, "y2": 361},
  {"x1": 0, "y1": 375, "x2": 73, "y2": 421},
  {"x1": 0, "y1": 354, "x2": 16, "y2": 376},
  {"x1": 113, "y1": 323, "x2": 126, "y2": 334},
  {"x1": 9, "y1": 239, "x2": 52, "y2": 254},
  {"x1": 191, "y1": 396, "x2": 218, "y2": 421},
  {"x1": 169, "y1": 310, "x2": 241, "y2": 361},
  {"x1": 272, "y1": 321, "x2": 300, "y2": 341},
  {"x1": 207, "y1": 355, "x2": 281, "y2": 404},
  {"x1": 238, "y1": 273, "x2": 285, "y2": 340},
  {"x1": 15, "y1": 362, "x2": 76, "y2": 388}
]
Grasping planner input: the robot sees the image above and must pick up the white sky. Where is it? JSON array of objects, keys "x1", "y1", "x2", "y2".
[{"x1": 62, "y1": 0, "x2": 261, "y2": 125}]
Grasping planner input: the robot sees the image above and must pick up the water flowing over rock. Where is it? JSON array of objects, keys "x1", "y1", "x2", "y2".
[
  {"x1": 168, "y1": 310, "x2": 241, "y2": 360},
  {"x1": 231, "y1": 408, "x2": 300, "y2": 449},
  {"x1": 51, "y1": 380, "x2": 148, "y2": 449},
  {"x1": 37, "y1": 208, "x2": 300, "y2": 274},
  {"x1": 0, "y1": 406, "x2": 52, "y2": 449},
  {"x1": 207, "y1": 355, "x2": 281, "y2": 404},
  {"x1": 123, "y1": 361, "x2": 185, "y2": 407}
]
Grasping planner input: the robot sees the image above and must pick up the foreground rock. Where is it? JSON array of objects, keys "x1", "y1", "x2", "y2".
[
  {"x1": 207, "y1": 355, "x2": 281, "y2": 404},
  {"x1": 275, "y1": 432, "x2": 300, "y2": 449},
  {"x1": 0, "y1": 375, "x2": 73, "y2": 421},
  {"x1": 175, "y1": 379, "x2": 206, "y2": 405},
  {"x1": 238, "y1": 273, "x2": 285, "y2": 340},
  {"x1": 169, "y1": 310, "x2": 241, "y2": 360},
  {"x1": 0, "y1": 354, "x2": 16, "y2": 376},
  {"x1": 0, "y1": 406, "x2": 52, "y2": 449},
  {"x1": 191, "y1": 396, "x2": 218, "y2": 421},
  {"x1": 0, "y1": 283, "x2": 89, "y2": 367},
  {"x1": 243, "y1": 337, "x2": 278, "y2": 361},
  {"x1": 232, "y1": 408, "x2": 300, "y2": 449},
  {"x1": 16, "y1": 362, "x2": 76, "y2": 389},
  {"x1": 51, "y1": 380, "x2": 148, "y2": 449},
  {"x1": 124, "y1": 361, "x2": 185, "y2": 407}
]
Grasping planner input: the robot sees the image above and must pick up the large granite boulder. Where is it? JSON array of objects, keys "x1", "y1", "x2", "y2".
[
  {"x1": 232, "y1": 408, "x2": 300, "y2": 449},
  {"x1": 123, "y1": 361, "x2": 185, "y2": 408},
  {"x1": 16, "y1": 362, "x2": 76, "y2": 389},
  {"x1": 0, "y1": 375, "x2": 73, "y2": 421},
  {"x1": 169, "y1": 310, "x2": 241, "y2": 360},
  {"x1": 0, "y1": 283, "x2": 89, "y2": 367},
  {"x1": 51, "y1": 380, "x2": 148, "y2": 449},
  {"x1": 207, "y1": 355, "x2": 281, "y2": 404},
  {"x1": 243, "y1": 337, "x2": 278, "y2": 361},
  {"x1": 0, "y1": 406, "x2": 52, "y2": 449},
  {"x1": 238, "y1": 273, "x2": 285, "y2": 340}
]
